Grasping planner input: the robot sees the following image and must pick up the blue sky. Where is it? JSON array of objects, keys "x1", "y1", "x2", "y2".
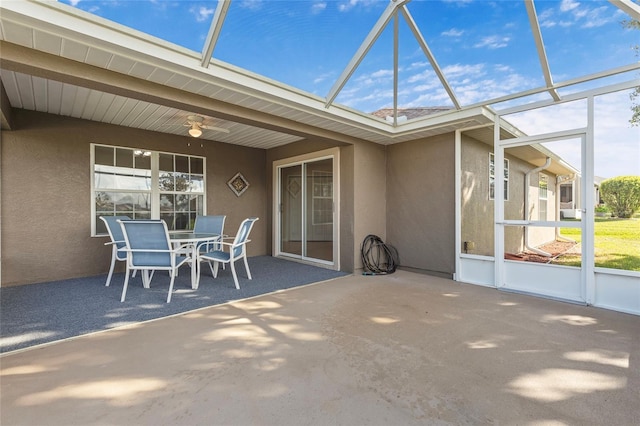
[{"x1": 61, "y1": 0, "x2": 639, "y2": 177}]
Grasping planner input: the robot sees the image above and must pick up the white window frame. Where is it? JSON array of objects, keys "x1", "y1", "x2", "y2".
[
  {"x1": 539, "y1": 173, "x2": 548, "y2": 220},
  {"x1": 489, "y1": 152, "x2": 509, "y2": 201},
  {"x1": 91, "y1": 144, "x2": 206, "y2": 236}
]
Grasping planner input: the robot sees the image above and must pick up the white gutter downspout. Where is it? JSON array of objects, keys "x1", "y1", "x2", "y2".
[{"x1": 524, "y1": 157, "x2": 552, "y2": 257}]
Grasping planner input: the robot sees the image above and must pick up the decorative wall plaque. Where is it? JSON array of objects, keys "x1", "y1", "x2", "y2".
[{"x1": 227, "y1": 172, "x2": 250, "y2": 197}]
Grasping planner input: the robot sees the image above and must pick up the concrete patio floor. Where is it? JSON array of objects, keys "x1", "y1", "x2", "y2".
[{"x1": 1, "y1": 270, "x2": 638, "y2": 425}]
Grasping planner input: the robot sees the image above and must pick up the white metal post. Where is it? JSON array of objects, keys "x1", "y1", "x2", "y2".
[
  {"x1": 494, "y1": 116, "x2": 505, "y2": 289},
  {"x1": 584, "y1": 97, "x2": 596, "y2": 305}
]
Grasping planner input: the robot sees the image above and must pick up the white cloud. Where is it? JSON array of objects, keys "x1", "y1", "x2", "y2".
[
  {"x1": 190, "y1": 6, "x2": 215, "y2": 22},
  {"x1": 239, "y1": 0, "x2": 263, "y2": 11},
  {"x1": 442, "y1": 0, "x2": 473, "y2": 6},
  {"x1": 443, "y1": 63, "x2": 486, "y2": 78},
  {"x1": 313, "y1": 71, "x2": 334, "y2": 85},
  {"x1": 407, "y1": 69, "x2": 436, "y2": 84},
  {"x1": 580, "y1": 6, "x2": 616, "y2": 29},
  {"x1": 560, "y1": 0, "x2": 580, "y2": 13},
  {"x1": 494, "y1": 64, "x2": 513, "y2": 73},
  {"x1": 338, "y1": 0, "x2": 378, "y2": 13},
  {"x1": 338, "y1": 0, "x2": 356, "y2": 12},
  {"x1": 311, "y1": 2, "x2": 327, "y2": 14},
  {"x1": 371, "y1": 69, "x2": 393, "y2": 79},
  {"x1": 442, "y1": 28, "x2": 464, "y2": 37},
  {"x1": 474, "y1": 35, "x2": 510, "y2": 49},
  {"x1": 540, "y1": 0, "x2": 620, "y2": 29},
  {"x1": 407, "y1": 61, "x2": 429, "y2": 71}
]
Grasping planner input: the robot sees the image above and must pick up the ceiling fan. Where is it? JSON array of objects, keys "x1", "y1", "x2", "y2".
[{"x1": 184, "y1": 115, "x2": 230, "y2": 138}]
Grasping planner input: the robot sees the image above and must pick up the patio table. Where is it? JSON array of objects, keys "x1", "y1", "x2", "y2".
[{"x1": 169, "y1": 232, "x2": 220, "y2": 290}]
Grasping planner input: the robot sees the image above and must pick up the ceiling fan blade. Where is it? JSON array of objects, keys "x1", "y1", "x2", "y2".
[{"x1": 201, "y1": 125, "x2": 230, "y2": 134}]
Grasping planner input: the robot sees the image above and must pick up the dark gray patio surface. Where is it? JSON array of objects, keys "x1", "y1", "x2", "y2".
[{"x1": 0, "y1": 256, "x2": 347, "y2": 353}]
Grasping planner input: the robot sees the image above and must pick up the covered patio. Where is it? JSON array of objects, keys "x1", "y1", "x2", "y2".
[
  {"x1": 2, "y1": 270, "x2": 639, "y2": 425},
  {"x1": 1, "y1": 1, "x2": 639, "y2": 423}
]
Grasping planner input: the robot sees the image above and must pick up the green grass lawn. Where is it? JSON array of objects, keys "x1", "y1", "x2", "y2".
[{"x1": 556, "y1": 218, "x2": 640, "y2": 271}]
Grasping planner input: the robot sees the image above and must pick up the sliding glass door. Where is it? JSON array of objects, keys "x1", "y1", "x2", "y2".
[{"x1": 277, "y1": 155, "x2": 336, "y2": 266}]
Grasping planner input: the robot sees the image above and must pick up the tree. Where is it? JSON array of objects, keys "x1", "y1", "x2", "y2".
[{"x1": 600, "y1": 176, "x2": 640, "y2": 218}]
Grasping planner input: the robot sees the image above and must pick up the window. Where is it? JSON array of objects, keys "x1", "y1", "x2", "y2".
[
  {"x1": 539, "y1": 173, "x2": 548, "y2": 220},
  {"x1": 312, "y1": 170, "x2": 333, "y2": 226},
  {"x1": 489, "y1": 153, "x2": 509, "y2": 200},
  {"x1": 93, "y1": 144, "x2": 205, "y2": 235}
]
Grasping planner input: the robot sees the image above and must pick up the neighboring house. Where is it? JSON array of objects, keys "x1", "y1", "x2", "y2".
[{"x1": 559, "y1": 175, "x2": 606, "y2": 219}]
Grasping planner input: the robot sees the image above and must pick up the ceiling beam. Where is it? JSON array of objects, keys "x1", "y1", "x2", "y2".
[
  {"x1": 392, "y1": 13, "x2": 399, "y2": 126},
  {"x1": 325, "y1": 0, "x2": 410, "y2": 108},
  {"x1": 609, "y1": 0, "x2": 640, "y2": 20},
  {"x1": 0, "y1": 42, "x2": 365, "y2": 146},
  {"x1": 525, "y1": 0, "x2": 561, "y2": 102},
  {"x1": 200, "y1": 0, "x2": 231, "y2": 68},
  {"x1": 0, "y1": 79, "x2": 14, "y2": 130},
  {"x1": 466, "y1": 63, "x2": 640, "y2": 112},
  {"x1": 400, "y1": 5, "x2": 461, "y2": 109}
]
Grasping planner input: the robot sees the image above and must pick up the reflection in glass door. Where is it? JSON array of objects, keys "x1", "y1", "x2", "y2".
[
  {"x1": 280, "y1": 164, "x2": 303, "y2": 257},
  {"x1": 278, "y1": 158, "x2": 334, "y2": 264}
]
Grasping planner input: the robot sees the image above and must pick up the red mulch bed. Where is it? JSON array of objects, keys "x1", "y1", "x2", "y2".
[{"x1": 505, "y1": 240, "x2": 579, "y2": 263}]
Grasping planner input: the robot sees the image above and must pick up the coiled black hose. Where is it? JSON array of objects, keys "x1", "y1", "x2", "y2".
[{"x1": 361, "y1": 234, "x2": 399, "y2": 275}]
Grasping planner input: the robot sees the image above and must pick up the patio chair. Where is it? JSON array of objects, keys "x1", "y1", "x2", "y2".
[
  {"x1": 193, "y1": 215, "x2": 226, "y2": 272},
  {"x1": 100, "y1": 215, "x2": 135, "y2": 287},
  {"x1": 197, "y1": 217, "x2": 259, "y2": 290},
  {"x1": 194, "y1": 214, "x2": 226, "y2": 250},
  {"x1": 118, "y1": 219, "x2": 191, "y2": 303}
]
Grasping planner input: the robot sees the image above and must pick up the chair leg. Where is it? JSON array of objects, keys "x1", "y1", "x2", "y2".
[
  {"x1": 208, "y1": 260, "x2": 215, "y2": 277},
  {"x1": 106, "y1": 248, "x2": 117, "y2": 286},
  {"x1": 213, "y1": 261, "x2": 220, "y2": 278},
  {"x1": 195, "y1": 259, "x2": 203, "y2": 289},
  {"x1": 230, "y1": 261, "x2": 240, "y2": 289},
  {"x1": 120, "y1": 266, "x2": 131, "y2": 302},
  {"x1": 167, "y1": 270, "x2": 176, "y2": 303},
  {"x1": 243, "y1": 255, "x2": 252, "y2": 280},
  {"x1": 141, "y1": 270, "x2": 150, "y2": 288}
]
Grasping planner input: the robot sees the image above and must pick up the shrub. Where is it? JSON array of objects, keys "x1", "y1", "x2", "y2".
[{"x1": 600, "y1": 176, "x2": 640, "y2": 218}]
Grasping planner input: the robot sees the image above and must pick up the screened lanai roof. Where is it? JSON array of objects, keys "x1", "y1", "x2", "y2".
[{"x1": 0, "y1": 0, "x2": 639, "y2": 148}]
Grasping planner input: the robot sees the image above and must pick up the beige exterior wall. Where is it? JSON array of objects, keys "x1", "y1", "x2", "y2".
[
  {"x1": 265, "y1": 138, "x2": 386, "y2": 273},
  {"x1": 2, "y1": 109, "x2": 563, "y2": 287},
  {"x1": 460, "y1": 136, "x2": 495, "y2": 256},
  {"x1": 1, "y1": 110, "x2": 268, "y2": 286},
  {"x1": 386, "y1": 134, "x2": 456, "y2": 278},
  {"x1": 352, "y1": 141, "x2": 386, "y2": 271}
]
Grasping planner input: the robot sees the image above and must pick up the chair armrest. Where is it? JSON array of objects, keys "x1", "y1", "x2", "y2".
[
  {"x1": 123, "y1": 245, "x2": 191, "y2": 255},
  {"x1": 212, "y1": 240, "x2": 250, "y2": 249}
]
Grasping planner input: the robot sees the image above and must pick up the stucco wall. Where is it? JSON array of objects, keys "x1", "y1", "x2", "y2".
[
  {"x1": 265, "y1": 139, "x2": 377, "y2": 273},
  {"x1": 386, "y1": 134, "x2": 455, "y2": 278},
  {"x1": 460, "y1": 136, "x2": 495, "y2": 256},
  {"x1": 1, "y1": 110, "x2": 267, "y2": 286},
  {"x1": 461, "y1": 136, "x2": 558, "y2": 257},
  {"x1": 352, "y1": 141, "x2": 386, "y2": 271}
]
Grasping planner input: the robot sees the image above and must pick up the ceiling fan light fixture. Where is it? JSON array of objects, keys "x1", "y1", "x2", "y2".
[{"x1": 188, "y1": 125, "x2": 202, "y2": 138}]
